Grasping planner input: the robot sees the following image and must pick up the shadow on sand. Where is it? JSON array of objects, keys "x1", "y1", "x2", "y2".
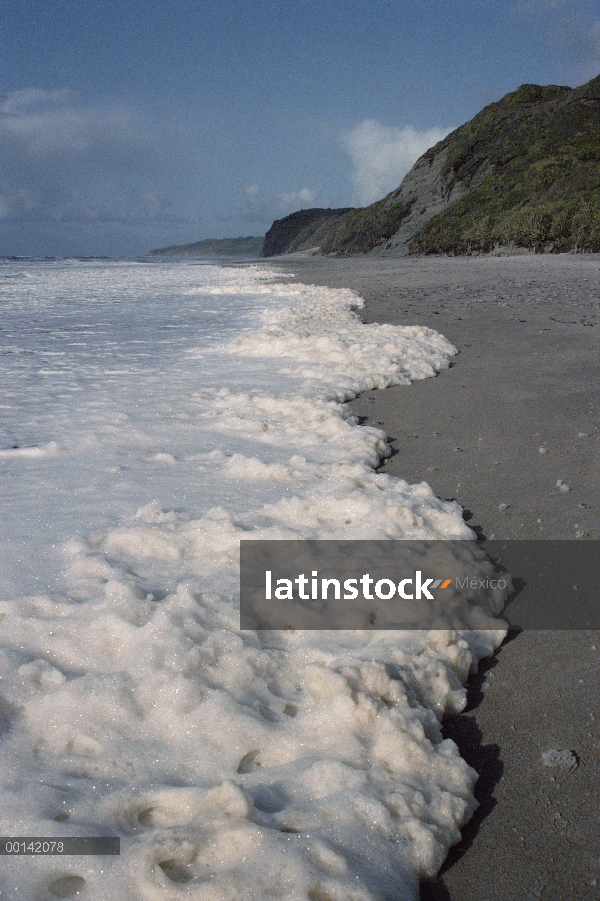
[{"x1": 420, "y1": 629, "x2": 520, "y2": 900}]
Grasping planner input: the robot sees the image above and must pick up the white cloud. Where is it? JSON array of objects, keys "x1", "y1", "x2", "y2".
[
  {"x1": 243, "y1": 184, "x2": 318, "y2": 221},
  {"x1": 244, "y1": 184, "x2": 260, "y2": 202},
  {"x1": 341, "y1": 120, "x2": 453, "y2": 206},
  {"x1": 277, "y1": 187, "x2": 317, "y2": 208}
]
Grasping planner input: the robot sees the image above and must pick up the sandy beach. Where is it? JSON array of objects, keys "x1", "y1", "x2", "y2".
[{"x1": 269, "y1": 254, "x2": 600, "y2": 900}]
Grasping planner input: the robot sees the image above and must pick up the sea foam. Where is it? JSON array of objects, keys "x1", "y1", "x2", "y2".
[{"x1": 0, "y1": 260, "x2": 507, "y2": 900}]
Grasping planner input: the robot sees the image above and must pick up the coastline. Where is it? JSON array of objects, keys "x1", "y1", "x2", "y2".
[
  {"x1": 0, "y1": 260, "x2": 515, "y2": 900},
  {"x1": 267, "y1": 254, "x2": 600, "y2": 900}
]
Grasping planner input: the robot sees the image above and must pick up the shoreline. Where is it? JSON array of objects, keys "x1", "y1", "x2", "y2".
[
  {"x1": 268, "y1": 254, "x2": 600, "y2": 540},
  {"x1": 267, "y1": 254, "x2": 600, "y2": 900}
]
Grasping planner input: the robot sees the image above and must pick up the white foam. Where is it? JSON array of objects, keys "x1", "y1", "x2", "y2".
[{"x1": 0, "y1": 260, "x2": 507, "y2": 900}]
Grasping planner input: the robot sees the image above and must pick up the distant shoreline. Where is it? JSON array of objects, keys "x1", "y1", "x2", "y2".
[{"x1": 149, "y1": 235, "x2": 264, "y2": 258}]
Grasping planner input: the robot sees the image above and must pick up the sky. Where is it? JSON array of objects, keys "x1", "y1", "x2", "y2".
[{"x1": 0, "y1": 0, "x2": 599, "y2": 257}]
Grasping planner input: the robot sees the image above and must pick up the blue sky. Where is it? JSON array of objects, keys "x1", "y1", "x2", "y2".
[{"x1": 1, "y1": 0, "x2": 598, "y2": 256}]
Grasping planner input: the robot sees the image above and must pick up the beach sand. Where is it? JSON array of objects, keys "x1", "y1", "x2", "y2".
[{"x1": 269, "y1": 254, "x2": 600, "y2": 900}]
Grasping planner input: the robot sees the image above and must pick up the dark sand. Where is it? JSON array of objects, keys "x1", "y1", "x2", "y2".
[{"x1": 269, "y1": 255, "x2": 600, "y2": 900}]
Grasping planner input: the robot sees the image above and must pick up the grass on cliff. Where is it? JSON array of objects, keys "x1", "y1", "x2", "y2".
[{"x1": 410, "y1": 81, "x2": 600, "y2": 254}]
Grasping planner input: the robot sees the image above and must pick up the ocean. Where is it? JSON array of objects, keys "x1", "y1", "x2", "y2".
[{"x1": 0, "y1": 260, "x2": 506, "y2": 900}]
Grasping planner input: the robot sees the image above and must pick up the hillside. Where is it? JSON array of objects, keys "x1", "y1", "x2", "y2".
[
  {"x1": 262, "y1": 208, "x2": 355, "y2": 256},
  {"x1": 261, "y1": 74, "x2": 600, "y2": 257},
  {"x1": 150, "y1": 236, "x2": 264, "y2": 257}
]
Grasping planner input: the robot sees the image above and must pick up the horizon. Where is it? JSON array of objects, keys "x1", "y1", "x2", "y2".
[{"x1": 1, "y1": 0, "x2": 599, "y2": 258}]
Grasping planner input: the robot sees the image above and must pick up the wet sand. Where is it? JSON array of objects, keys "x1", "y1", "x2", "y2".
[{"x1": 269, "y1": 254, "x2": 600, "y2": 900}]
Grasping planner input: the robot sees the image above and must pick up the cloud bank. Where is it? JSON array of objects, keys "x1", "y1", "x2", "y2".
[
  {"x1": 0, "y1": 88, "x2": 174, "y2": 228},
  {"x1": 341, "y1": 120, "x2": 453, "y2": 206}
]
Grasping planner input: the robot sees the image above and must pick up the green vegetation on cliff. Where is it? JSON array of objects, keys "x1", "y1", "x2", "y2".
[
  {"x1": 410, "y1": 78, "x2": 600, "y2": 254},
  {"x1": 261, "y1": 198, "x2": 422, "y2": 257},
  {"x1": 306, "y1": 198, "x2": 417, "y2": 255}
]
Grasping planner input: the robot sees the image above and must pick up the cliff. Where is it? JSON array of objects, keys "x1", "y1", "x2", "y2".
[
  {"x1": 261, "y1": 208, "x2": 355, "y2": 257},
  {"x1": 262, "y1": 75, "x2": 600, "y2": 257}
]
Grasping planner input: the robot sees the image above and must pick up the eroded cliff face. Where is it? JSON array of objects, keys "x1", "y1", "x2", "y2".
[{"x1": 366, "y1": 147, "x2": 492, "y2": 256}]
